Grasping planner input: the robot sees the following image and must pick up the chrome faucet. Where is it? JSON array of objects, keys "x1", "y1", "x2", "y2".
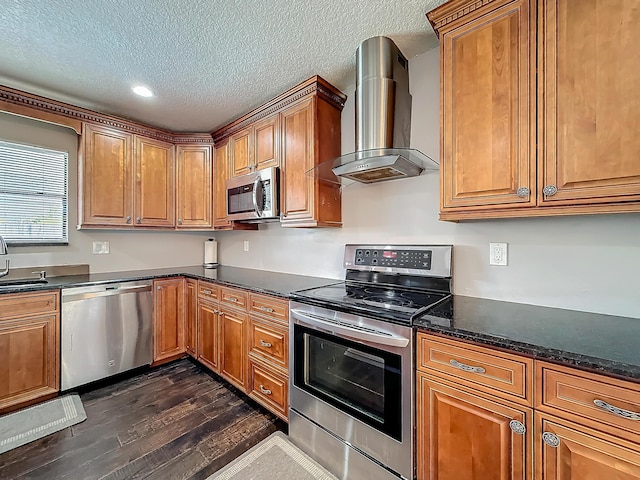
[{"x1": 0, "y1": 235, "x2": 9, "y2": 278}]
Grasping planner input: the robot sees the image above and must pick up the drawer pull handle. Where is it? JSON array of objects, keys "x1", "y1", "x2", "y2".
[
  {"x1": 593, "y1": 399, "x2": 640, "y2": 421},
  {"x1": 259, "y1": 340, "x2": 272, "y2": 348},
  {"x1": 259, "y1": 306, "x2": 274, "y2": 313},
  {"x1": 449, "y1": 359, "x2": 486, "y2": 374},
  {"x1": 259, "y1": 385, "x2": 272, "y2": 395},
  {"x1": 542, "y1": 432, "x2": 560, "y2": 448},
  {"x1": 202, "y1": 289, "x2": 212, "y2": 295},
  {"x1": 509, "y1": 420, "x2": 526, "y2": 435},
  {"x1": 228, "y1": 297, "x2": 239, "y2": 303}
]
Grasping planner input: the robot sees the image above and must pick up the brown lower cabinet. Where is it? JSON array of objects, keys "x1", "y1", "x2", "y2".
[
  {"x1": 219, "y1": 305, "x2": 248, "y2": 391},
  {"x1": 197, "y1": 300, "x2": 219, "y2": 373},
  {"x1": 0, "y1": 291, "x2": 60, "y2": 413},
  {"x1": 417, "y1": 372, "x2": 532, "y2": 480},
  {"x1": 417, "y1": 332, "x2": 640, "y2": 480},
  {"x1": 184, "y1": 278, "x2": 197, "y2": 356},
  {"x1": 153, "y1": 278, "x2": 185, "y2": 362}
]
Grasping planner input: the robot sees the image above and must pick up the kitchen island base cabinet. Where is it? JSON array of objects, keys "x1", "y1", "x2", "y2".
[
  {"x1": 417, "y1": 372, "x2": 532, "y2": 480},
  {"x1": 0, "y1": 291, "x2": 59, "y2": 413},
  {"x1": 153, "y1": 278, "x2": 185, "y2": 363}
]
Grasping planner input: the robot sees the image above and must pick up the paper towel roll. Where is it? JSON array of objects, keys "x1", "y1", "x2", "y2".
[{"x1": 204, "y1": 239, "x2": 218, "y2": 267}]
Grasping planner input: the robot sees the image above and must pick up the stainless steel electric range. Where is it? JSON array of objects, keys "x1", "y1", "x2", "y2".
[{"x1": 289, "y1": 244, "x2": 453, "y2": 480}]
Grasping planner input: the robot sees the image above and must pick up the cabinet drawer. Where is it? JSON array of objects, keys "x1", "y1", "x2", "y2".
[
  {"x1": 417, "y1": 333, "x2": 533, "y2": 405},
  {"x1": 536, "y1": 361, "x2": 640, "y2": 443},
  {"x1": 248, "y1": 316, "x2": 288, "y2": 371},
  {"x1": 248, "y1": 359, "x2": 288, "y2": 420},
  {"x1": 219, "y1": 287, "x2": 247, "y2": 310},
  {"x1": 248, "y1": 293, "x2": 288, "y2": 324},
  {"x1": 0, "y1": 290, "x2": 59, "y2": 320},
  {"x1": 198, "y1": 281, "x2": 218, "y2": 301}
]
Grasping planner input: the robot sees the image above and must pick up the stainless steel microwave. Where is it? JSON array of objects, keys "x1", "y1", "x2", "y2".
[{"x1": 225, "y1": 166, "x2": 280, "y2": 221}]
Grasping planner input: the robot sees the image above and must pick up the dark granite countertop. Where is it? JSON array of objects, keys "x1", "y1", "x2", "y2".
[
  {"x1": 414, "y1": 295, "x2": 640, "y2": 381},
  {"x1": 0, "y1": 265, "x2": 340, "y2": 298}
]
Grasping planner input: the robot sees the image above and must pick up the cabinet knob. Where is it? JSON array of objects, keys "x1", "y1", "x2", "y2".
[
  {"x1": 509, "y1": 420, "x2": 526, "y2": 435},
  {"x1": 593, "y1": 399, "x2": 640, "y2": 420},
  {"x1": 219, "y1": 312, "x2": 225, "y2": 317},
  {"x1": 516, "y1": 187, "x2": 530, "y2": 198},
  {"x1": 259, "y1": 385, "x2": 272, "y2": 395},
  {"x1": 228, "y1": 297, "x2": 238, "y2": 303},
  {"x1": 259, "y1": 306, "x2": 274, "y2": 313},
  {"x1": 126, "y1": 216, "x2": 132, "y2": 224},
  {"x1": 542, "y1": 432, "x2": 560, "y2": 447},
  {"x1": 449, "y1": 359, "x2": 486, "y2": 374},
  {"x1": 259, "y1": 340, "x2": 272, "y2": 348},
  {"x1": 177, "y1": 219, "x2": 183, "y2": 225},
  {"x1": 136, "y1": 217, "x2": 142, "y2": 224},
  {"x1": 157, "y1": 286, "x2": 161, "y2": 290},
  {"x1": 543, "y1": 185, "x2": 558, "y2": 196}
]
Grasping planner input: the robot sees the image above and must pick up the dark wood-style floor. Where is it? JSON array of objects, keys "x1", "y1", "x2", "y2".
[{"x1": 0, "y1": 360, "x2": 285, "y2": 480}]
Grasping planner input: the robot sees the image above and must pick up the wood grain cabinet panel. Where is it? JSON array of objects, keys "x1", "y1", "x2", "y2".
[
  {"x1": 134, "y1": 136, "x2": 175, "y2": 227},
  {"x1": 219, "y1": 306, "x2": 247, "y2": 392},
  {"x1": 153, "y1": 278, "x2": 185, "y2": 362},
  {"x1": 219, "y1": 287, "x2": 247, "y2": 310},
  {"x1": 535, "y1": 412, "x2": 640, "y2": 480},
  {"x1": 81, "y1": 124, "x2": 134, "y2": 226},
  {"x1": 0, "y1": 291, "x2": 60, "y2": 413},
  {"x1": 439, "y1": 0, "x2": 535, "y2": 214},
  {"x1": 254, "y1": 113, "x2": 280, "y2": 170},
  {"x1": 184, "y1": 278, "x2": 197, "y2": 357},
  {"x1": 248, "y1": 293, "x2": 288, "y2": 325},
  {"x1": 417, "y1": 372, "x2": 532, "y2": 480},
  {"x1": 248, "y1": 359, "x2": 288, "y2": 421},
  {"x1": 539, "y1": 0, "x2": 640, "y2": 206},
  {"x1": 213, "y1": 141, "x2": 232, "y2": 229},
  {"x1": 248, "y1": 316, "x2": 288, "y2": 372},
  {"x1": 176, "y1": 145, "x2": 212, "y2": 228},
  {"x1": 197, "y1": 300, "x2": 219, "y2": 373},
  {"x1": 230, "y1": 128, "x2": 252, "y2": 178}
]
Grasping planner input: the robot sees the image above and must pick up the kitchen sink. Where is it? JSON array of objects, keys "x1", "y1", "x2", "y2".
[{"x1": 0, "y1": 279, "x2": 49, "y2": 288}]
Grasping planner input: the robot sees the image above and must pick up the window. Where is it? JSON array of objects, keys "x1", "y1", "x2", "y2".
[{"x1": 0, "y1": 140, "x2": 68, "y2": 245}]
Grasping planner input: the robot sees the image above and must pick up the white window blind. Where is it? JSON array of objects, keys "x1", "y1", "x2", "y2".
[{"x1": 0, "y1": 140, "x2": 68, "y2": 245}]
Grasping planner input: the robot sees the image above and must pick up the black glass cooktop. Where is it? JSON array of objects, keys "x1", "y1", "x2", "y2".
[{"x1": 294, "y1": 282, "x2": 451, "y2": 323}]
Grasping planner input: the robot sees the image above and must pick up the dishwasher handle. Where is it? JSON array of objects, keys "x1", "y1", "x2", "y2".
[{"x1": 63, "y1": 284, "x2": 152, "y2": 302}]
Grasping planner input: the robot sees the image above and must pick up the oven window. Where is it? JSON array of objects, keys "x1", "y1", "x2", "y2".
[{"x1": 294, "y1": 324, "x2": 402, "y2": 440}]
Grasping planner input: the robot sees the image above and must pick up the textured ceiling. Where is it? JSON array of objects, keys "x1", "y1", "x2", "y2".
[{"x1": 0, "y1": 0, "x2": 446, "y2": 132}]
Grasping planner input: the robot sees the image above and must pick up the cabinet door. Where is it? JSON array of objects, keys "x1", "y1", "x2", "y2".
[
  {"x1": 219, "y1": 306, "x2": 247, "y2": 391},
  {"x1": 417, "y1": 373, "x2": 532, "y2": 480},
  {"x1": 536, "y1": 412, "x2": 640, "y2": 479},
  {"x1": 176, "y1": 145, "x2": 212, "y2": 228},
  {"x1": 280, "y1": 98, "x2": 315, "y2": 224},
  {"x1": 439, "y1": 0, "x2": 535, "y2": 215},
  {"x1": 0, "y1": 314, "x2": 59, "y2": 411},
  {"x1": 540, "y1": 0, "x2": 640, "y2": 205},
  {"x1": 153, "y1": 278, "x2": 185, "y2": 362},
  {"x1": 197, "y1": 300, "x2": 219, "y2": 373},
  {"x1": 230, "y1": 127, "x2": 253, "y2": 177},
  {"x1": 134, "y1": 136, "x2": 175, "y2": 227},
  {"x1": 254, "y1": 113, "x2": 280, "y2": 170},
  {"x1": 185, "y1": 278, "x2": 197, "y2": 357},
  {"x1": 82, "y1": 124, "x2": 133, "y2": 226},
  {"x1": 213, "y1": 141, "x2": 232, "y2": 229}
]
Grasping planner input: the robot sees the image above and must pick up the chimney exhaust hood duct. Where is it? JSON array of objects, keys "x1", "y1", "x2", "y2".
[{"x1": 329, "y1": 36, "x2": 438, "y2": 184}]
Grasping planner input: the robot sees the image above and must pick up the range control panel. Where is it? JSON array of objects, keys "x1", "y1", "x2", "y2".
[{"x1": 353, "y1": 248, "x2": 432, "y2": 270}]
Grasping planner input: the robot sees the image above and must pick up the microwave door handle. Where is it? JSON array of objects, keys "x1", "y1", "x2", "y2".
[
  {"x1": 252, "y1": 176, "x2": 262, "y2": 217},
  {"x1": 291, "y1": 309, "x2": 410, "y2": 348}
]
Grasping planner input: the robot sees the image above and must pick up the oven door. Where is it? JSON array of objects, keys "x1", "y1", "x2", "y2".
[{"x1": 289, "y1": 303, "x2": 413, "y2": 479}]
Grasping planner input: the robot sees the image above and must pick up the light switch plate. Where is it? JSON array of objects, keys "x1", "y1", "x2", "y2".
[
  {"x1": 93, "y1": 241, "x2": 110, "y2": 254},
  {"x1": 489, "y1": 243, "x2": 508, "y2": 266}
]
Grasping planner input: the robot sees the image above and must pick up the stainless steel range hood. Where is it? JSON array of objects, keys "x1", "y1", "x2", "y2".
[{"x1": 330, "y1": 36, "x2": 438, "y2": 184}]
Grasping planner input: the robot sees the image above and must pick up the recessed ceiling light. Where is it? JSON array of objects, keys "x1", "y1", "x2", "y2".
[{"x1": 132, "y1": 85, "x2": 154, "y2": 97}]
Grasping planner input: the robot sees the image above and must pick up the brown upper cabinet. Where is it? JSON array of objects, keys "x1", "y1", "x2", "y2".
[
  {"x1": 230, "y1": 113, "x2": 280, "y2": 178},
  {"x1": 213, "y1": 140, "x2": 232, "y2": 229},
  {"x1": 176, "y1": 145, "x2": 212, "y2": 228},
  {"x1": 428, "y1": 0, "x2": 640, "y2": 221},
  {"x1": 212, "y1": 76, "x2": 346, "y2": 228},
  {"x1": 134, "y1": 136, "x2": 175, "y2": 227}
]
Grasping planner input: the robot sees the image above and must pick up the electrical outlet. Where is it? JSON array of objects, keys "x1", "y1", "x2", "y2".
[
  {"x1": 489, "y1": 243, "x2": 508, "y2": 266},
  {"x1": 92, "y1": 241, "x2": 110, "y2": 255},
  {"x1": 243, "y1": 240, "x2": 249, "y2": 252}
]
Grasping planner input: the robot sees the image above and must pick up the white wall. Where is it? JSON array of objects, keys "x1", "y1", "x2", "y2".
[
  {"x1": 216, "y1": 48, "x2": 640, "y2": 318},
  {"x1": 0, "y1": 112, "x2": 209, "y2": 272}
]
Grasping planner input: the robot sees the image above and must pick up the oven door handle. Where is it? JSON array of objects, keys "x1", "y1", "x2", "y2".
[{"x1": 291, "y1": 310, "x2": 410, "y2": 348}]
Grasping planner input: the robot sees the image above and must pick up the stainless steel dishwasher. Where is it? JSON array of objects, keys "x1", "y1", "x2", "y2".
[{"x1": 61, "y1": 280, "x2": 153, "y2": 390}]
